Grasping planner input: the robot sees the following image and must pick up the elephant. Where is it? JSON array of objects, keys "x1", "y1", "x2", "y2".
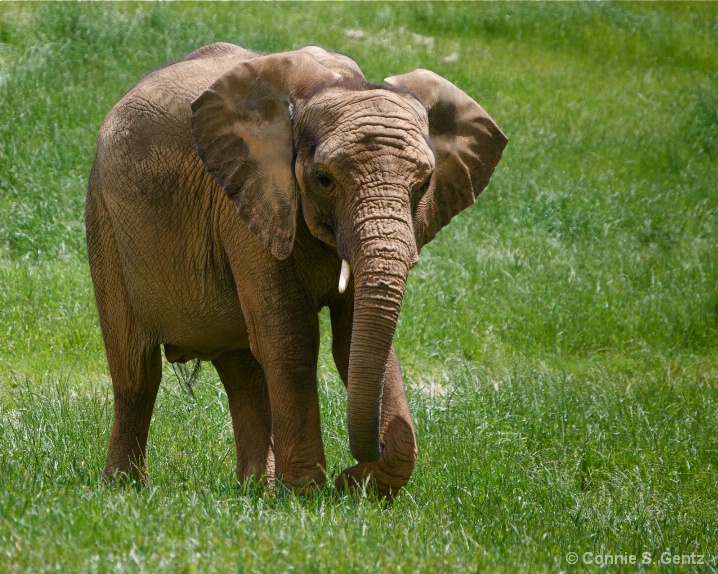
[{"x1": 85, "y1": 42, "x2": 507, "y2": 497}]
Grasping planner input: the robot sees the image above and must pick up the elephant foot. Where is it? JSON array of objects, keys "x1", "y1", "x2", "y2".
[
  {"x1": 277, "y1": 467, "x2": 327, "y2": 493},
  {"x1": 336, "y1": 415, "x2": 417, "y2": 498},
  {"x1": 335, "y1": 454, "x2": 414, "y2": 499},
  {"x1": 102, "y1": 463, "x2": 147, "y2": 486},
  {"x1": 236, "y1": 444, "x2": 275, "y2": 486}
]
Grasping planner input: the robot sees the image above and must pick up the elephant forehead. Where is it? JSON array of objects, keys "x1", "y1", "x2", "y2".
[
  {"x1": 310, "y1": 87, "x2": 428, "y2": 131},
  {"x1": 306, "y1": 89, "x2": 434, "y2": 172}
]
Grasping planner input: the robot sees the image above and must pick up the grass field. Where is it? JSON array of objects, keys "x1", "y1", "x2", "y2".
[{"x1": 1, "y1": 2, "x2": 717, "y2": 572}]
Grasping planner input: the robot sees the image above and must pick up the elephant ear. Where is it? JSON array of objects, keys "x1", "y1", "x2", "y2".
[
  {"x1": 191, "y1": 52, "x2": 342, "y2": 259},
  {"x1": 385, "y1": 70, "x2": 508, "y2": 250}
]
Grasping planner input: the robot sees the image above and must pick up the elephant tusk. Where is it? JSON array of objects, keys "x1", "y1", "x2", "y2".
[{"x1": 338, "y1": 259, "x2": 351, "y2": 293}]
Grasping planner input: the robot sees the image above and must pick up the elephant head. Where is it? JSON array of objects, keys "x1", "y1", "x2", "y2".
[{"x1": 190, "y1": 47, "x2": 507, "y2": 463}]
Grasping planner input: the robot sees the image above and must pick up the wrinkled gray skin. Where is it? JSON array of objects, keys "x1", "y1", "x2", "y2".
[{"x1": 86, "y1": 43, "x2": 507, "y2": 497}]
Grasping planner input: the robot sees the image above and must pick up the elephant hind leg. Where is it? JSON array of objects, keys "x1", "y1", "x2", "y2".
[
  {"x1": 87, "y1": 187, "x2": 162, "y2": 482},
  {"x1": 105, "y1": 343, "x2": 162, "y2": 481},
  {"x1": 93, "y1": 267, "x2": 162, "y2": 482},
  {"x1": 212, "y1": 350, "x2": 274, "y2": 484}
]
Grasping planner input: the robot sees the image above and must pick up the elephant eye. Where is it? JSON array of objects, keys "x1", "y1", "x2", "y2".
[
  {"x1": 316, "y1": 170, "x2": 334, "y2": 189},
  {"x1": 415, "y1": 177, "x2": 431, "y2": 198},
  {"x1": 411, "y1": 177, "x2": 431, "y2": 212}
]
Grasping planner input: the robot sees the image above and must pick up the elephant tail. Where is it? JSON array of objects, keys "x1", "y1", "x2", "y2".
[{"x1": 171, "y1": 359, "x2": 203, "y2": 396}]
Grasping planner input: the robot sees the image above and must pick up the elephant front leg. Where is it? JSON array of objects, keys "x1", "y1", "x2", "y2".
[
  {"x1": 213, "y1": 350, "x2": 274, "y2": 484},
  {"x1": 246, "y1": 309, "x2": 327, "y2": 490},
  {"x1": 331, "y1": 306, "x2": 417, "y2": 498}
]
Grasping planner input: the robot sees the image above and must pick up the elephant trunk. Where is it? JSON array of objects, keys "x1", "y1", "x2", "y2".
[{"x1": 345, "y1": 201, "x2": 417, "y2": 463}]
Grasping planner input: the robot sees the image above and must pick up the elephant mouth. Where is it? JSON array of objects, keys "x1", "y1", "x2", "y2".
[{"x1": 320, "y1": 221, "x2": 339, "y2": 248}]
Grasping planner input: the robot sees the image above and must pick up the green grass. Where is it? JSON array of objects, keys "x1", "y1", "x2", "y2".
[{"x1": 1, "y1": 2, "x2": 717, "y2": 572}]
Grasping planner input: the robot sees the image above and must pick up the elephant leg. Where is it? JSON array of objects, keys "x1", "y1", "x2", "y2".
[
  {"x1": 104, "y1": 342, "x2": 162, "y2": 482},
  {"x1": 223, "y1": 235, "x2": 326, "y2": 490},
  {"x1": 246, "y1": 309, "x2": 326, "y2": 490},
  {"x1": 331, "y1": 304, "x2": 417, "y2": 498},
  {"x1": 212, "y1": 350, "x2": 274, "y2": 484},
  {"x1": 87, "y1": 190, "x2": 162, "y2": 482}
]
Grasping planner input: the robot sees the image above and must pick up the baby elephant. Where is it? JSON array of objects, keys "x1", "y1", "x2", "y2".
[{"x1": 86, "y1": 42, "x2": 507, "y2": 497}]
